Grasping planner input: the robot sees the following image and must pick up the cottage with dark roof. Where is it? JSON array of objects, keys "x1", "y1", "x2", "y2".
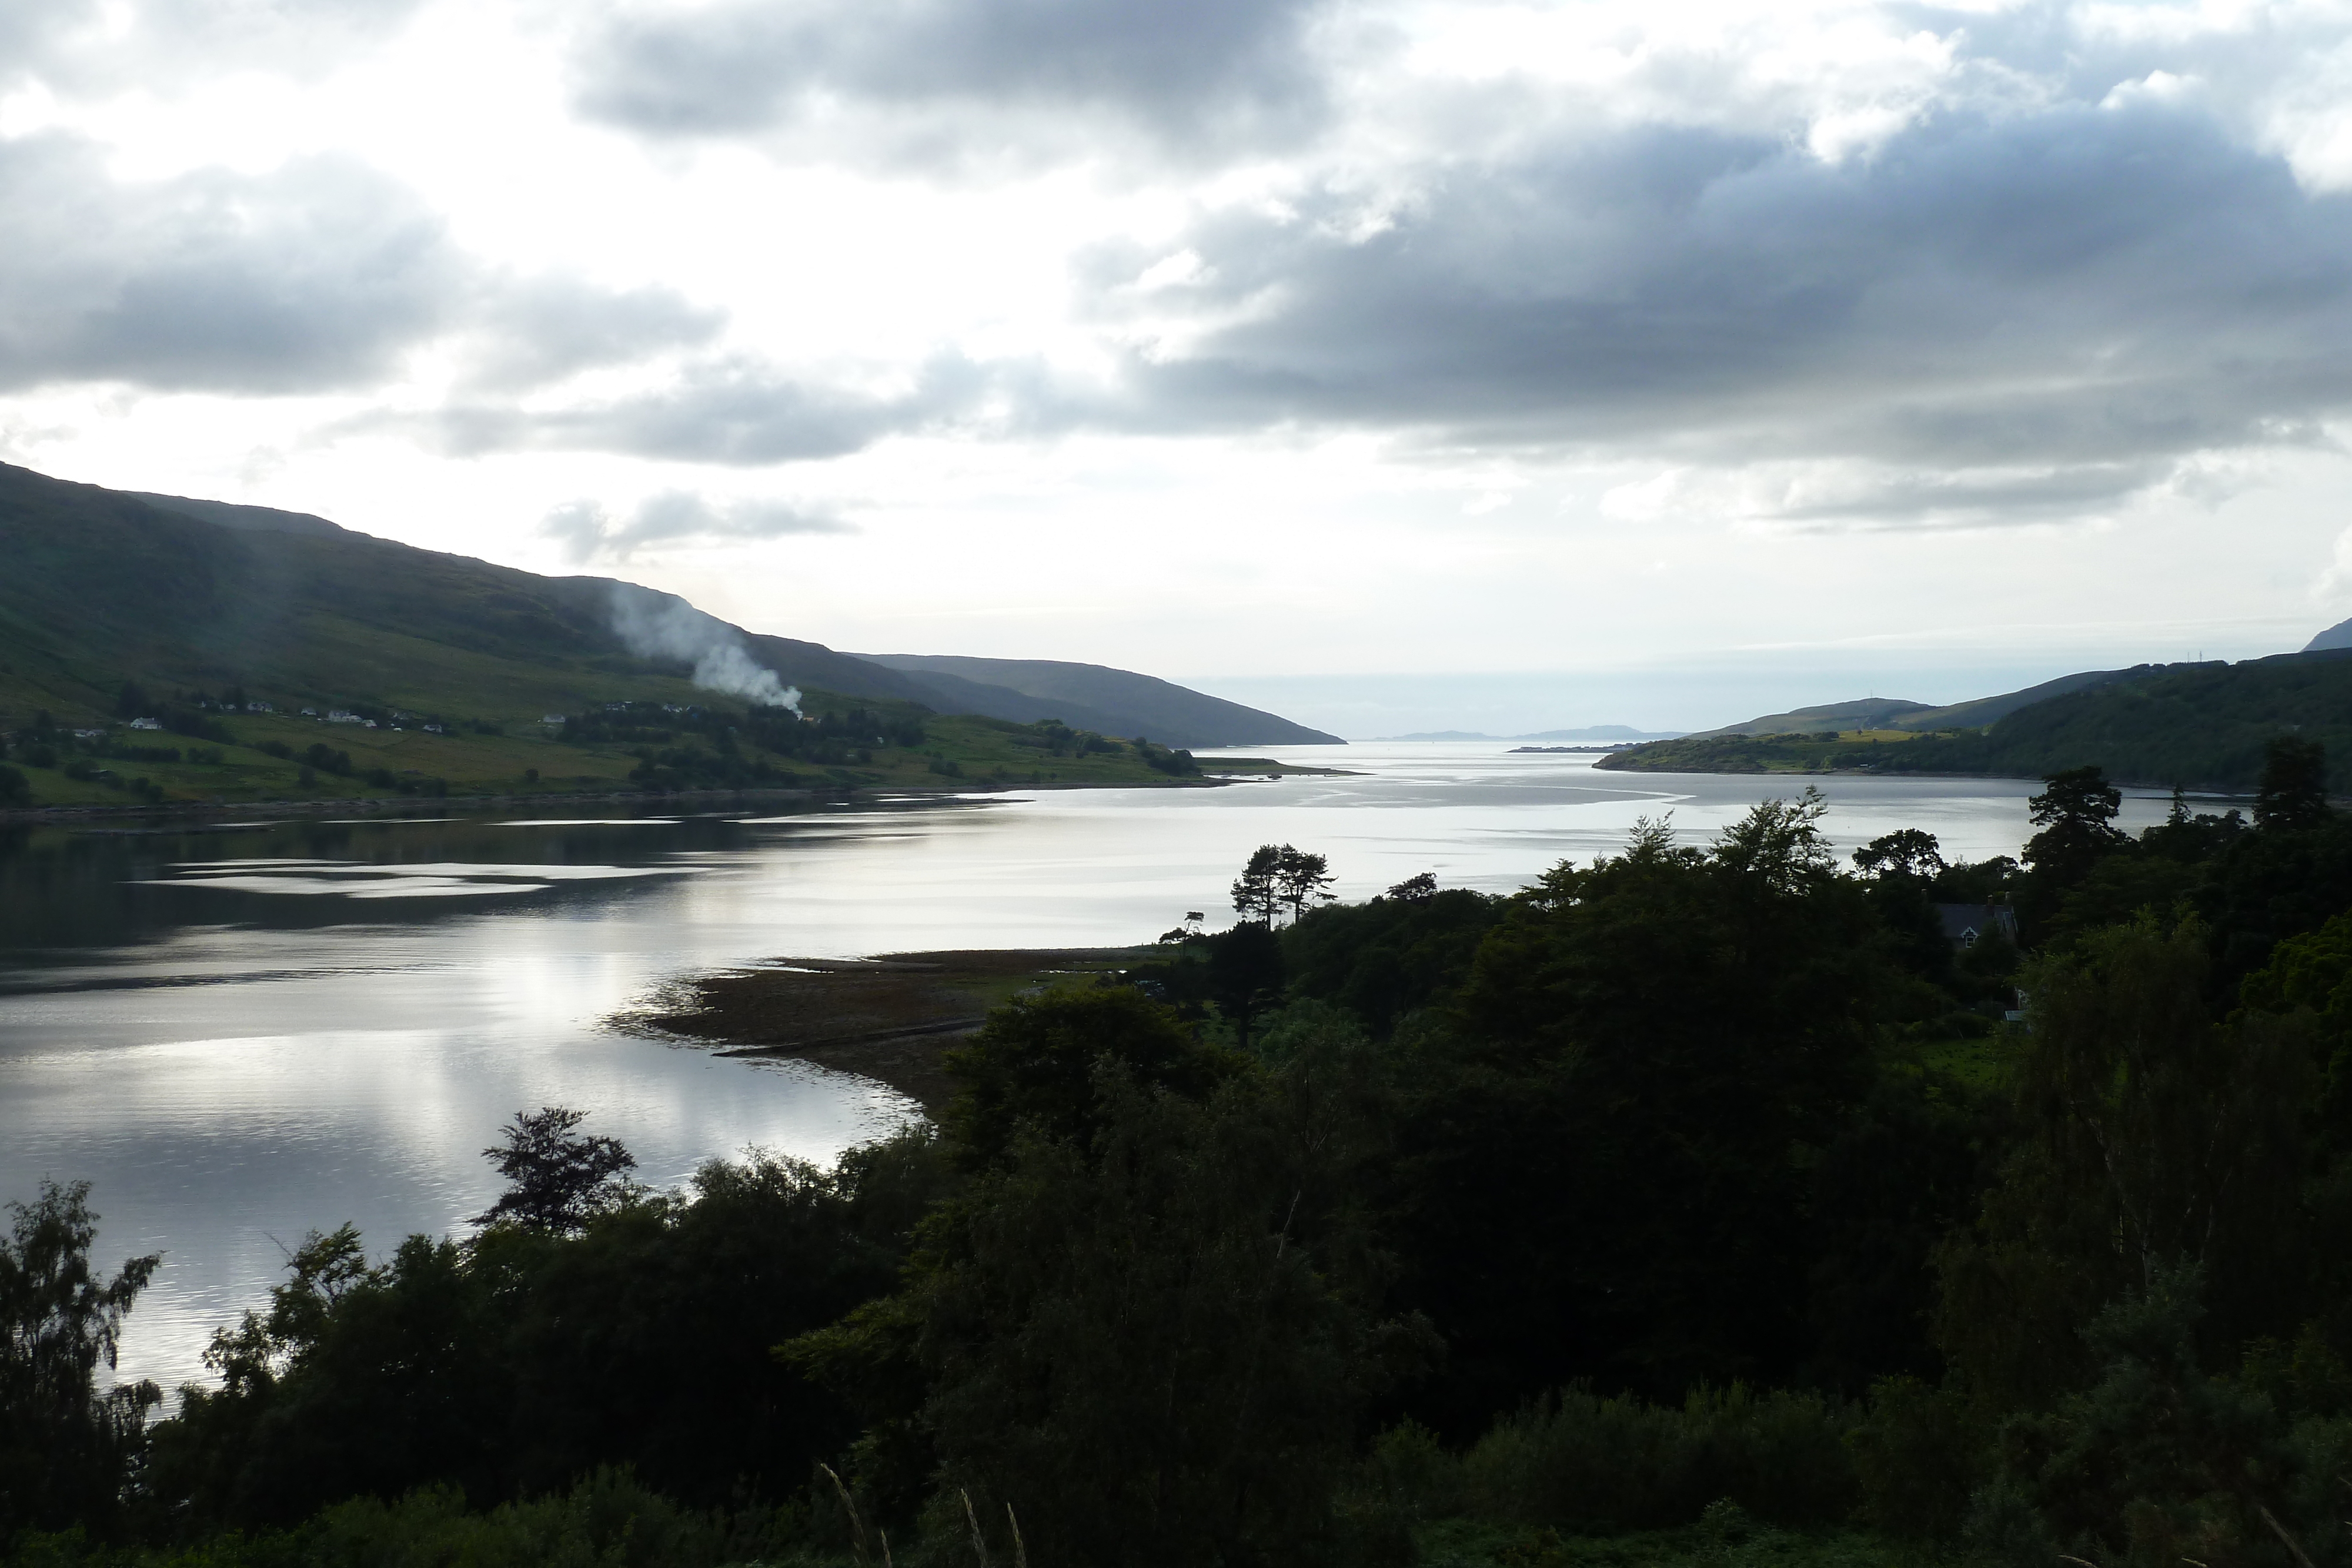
[{"x1": 1935, "y1": 902, "x2": 2018, "y2": 949}]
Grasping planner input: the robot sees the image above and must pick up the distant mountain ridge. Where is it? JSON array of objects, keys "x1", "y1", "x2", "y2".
[
  {"x1": 858, "y1": 653, "x2": 1340, "y2": 747},
  {"x1": 0, "y1": 463, "x2": 1331, "y2": 748}
]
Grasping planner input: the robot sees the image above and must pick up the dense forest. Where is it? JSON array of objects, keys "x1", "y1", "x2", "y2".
[{"x1": 13, "y1": 743, "x2": 2352, "y2": 1568}]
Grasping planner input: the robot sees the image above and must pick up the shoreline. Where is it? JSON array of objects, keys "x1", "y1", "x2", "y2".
[
  {"x1": 0, "y1": 761, "x2": 1361, "y2": 827},
  {"x1": 630, "y1": 947, "x2": 1155, "y2": 1114}
]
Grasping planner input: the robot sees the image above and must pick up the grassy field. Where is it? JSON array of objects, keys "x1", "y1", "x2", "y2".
[{"x1": 1, "y1": 694, "x2": 1304, "y2": 811}]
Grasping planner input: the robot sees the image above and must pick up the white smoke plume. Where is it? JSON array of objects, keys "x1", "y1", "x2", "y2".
[{"x1": 608, "y1": 585, "x2": 802, "y2": 711}]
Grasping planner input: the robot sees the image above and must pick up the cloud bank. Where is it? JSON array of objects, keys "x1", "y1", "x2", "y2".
[
  {"x1": 570, "y1": 0, "x2": 1331, "y2": 162},
  {"x1": 15, "y1": 0, "x2": 2352, "y2": 536},
  {"x1": 545, "y1": 490, "x2": 855, "y2": 563}
]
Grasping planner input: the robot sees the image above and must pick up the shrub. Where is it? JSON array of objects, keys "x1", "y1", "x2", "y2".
[
  {"x1": 1846, "y1": 1376, "x2": 1985, "y2": 1540},
  {"x1": 1459, "y1": 1383, "x2": 1858, "y2": 1532}
]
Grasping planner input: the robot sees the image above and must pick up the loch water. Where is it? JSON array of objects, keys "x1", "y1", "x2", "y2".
[{"x1": 0, "y1": 743, "x2": 2184, "y2": 1392}]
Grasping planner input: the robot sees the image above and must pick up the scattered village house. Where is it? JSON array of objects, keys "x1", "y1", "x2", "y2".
[{"x1": 1935, "y1": 902, "x2": 2018, "y2": 949}]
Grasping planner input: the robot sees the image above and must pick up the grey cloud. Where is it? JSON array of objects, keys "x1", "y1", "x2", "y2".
[
  {"x1": 0, "y1": 136, "x2": 461, "y2": 393},
  {"x1": 543, "y1": 490, "x2": 854, "y2": 563},
  {"x1": 0, "y1": 133, "x2": 719, "y2": 396},
  {"x1": 400, "y1": 353, "x2": 1000, "y2": 463},
  {"x1": 1077, "y1": 98, "x2": 2352, "y2": 520},
  {"x1": 1, "y1": 0, "x2": 426, "y2": 92},
  {"x1": 461, "y1": 279, "x2": 724, "y2": 390},
  {"x1": 1767, "y1": 461, "x2": 2183, "y2": 530},
  {"x1": 572, "y1": 0, "x2": 1327, "y2": 158}
]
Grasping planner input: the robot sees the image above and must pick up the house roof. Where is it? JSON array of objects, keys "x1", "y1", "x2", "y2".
[{"x1": 1934, "y1": 902, "x2": 2017, "y2": 944}]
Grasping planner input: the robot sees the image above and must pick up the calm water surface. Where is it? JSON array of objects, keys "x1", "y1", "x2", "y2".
[{"x1": 0, "y1": 744, "x2": 2183, "y2": 1391}]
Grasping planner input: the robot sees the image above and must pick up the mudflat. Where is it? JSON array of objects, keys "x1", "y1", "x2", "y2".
[{"x1": 639, "y1": 948, "x2": 1153, "y2": 1112}]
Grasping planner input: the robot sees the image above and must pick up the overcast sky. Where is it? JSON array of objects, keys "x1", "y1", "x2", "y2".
[{"x1": 6, "y1": 0, "x2": 2352, "y2": 733}]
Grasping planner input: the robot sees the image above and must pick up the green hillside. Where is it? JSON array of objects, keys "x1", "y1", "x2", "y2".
[
  {"x1": 1598, "y1": 652, "x2": 2352, "y2": 790},
  {"x1": 1691, "y1": 668, "x2": 2146, "y2": 738},
  {"x1": 859, "y1": 653, "x2": 1344, "y2": 745},
  {"x1": 0, "y1": 464, "x2": 1266, "y2": 807}
]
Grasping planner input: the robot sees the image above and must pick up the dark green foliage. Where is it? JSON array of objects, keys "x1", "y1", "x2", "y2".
[
  {"x1": 1935, "y1": 919, "x2": 2316, "y2": 1408},
  {"x1": 941, "y1": 987, "x2": 1236, "y2": 1169},
  {"x1": 1395, "y1": 795, "x2": 1893, "y2": 1420},
  {"x1": 1137, "y1": 740, "x2": 1198, "y2": 775},
  {"x1": 1852, "y1": 830, "x2": 1945, "y2": 881},
  {"x1": 1232, "y1": 844, "x2": 1284, "y2": 924},
  {"x1": 914, "y1": 1049, "x2": 1426, "y2": 1568},
  {"x1": 1801, "y1": 1081, "x2": 1981, "y2": 1394},
  {"x1": 2257, "y1": 737, "x2": 2333, "y2": 831},
  {"x1": 1930, "y1": 853, "x2": 2023, "y2": 904},
  {"x1": 1983, "y1": 1272, "x2": 2322, "y2": 1568},
  {"x1": 473, "y1": 1107, "x2": 637, "y2": 1233},
  {"x1": 1844, "y1": 1376, "x2": 1984, "y2": 1541},
  {"x1": 0, "y1": 767, "x2": 25, "y2": 807},
  {"x1": 1284, "y1": 886, "x2": 1499, "y2": 1038},
  {"x1": 2241, "y1": 911, "x2": 2352, "y2": 1147},
  {"x1": 1926, "y1": 653, "x2": 2352, "y2": 791},
  {"x1": 1277, "y1": 846, "x2": 1337, "y2": 921},
  {"x1": 7, "y1": 1469, "x2": 806, "y2": 1568},
  {"x1": 1454, "y1": 1385, "x2": 1859, "y2": 1532},
  {"x1": 145, "y1": 1135, "x2": 948, "y2": 1528},
  {"x1": 1227, "y1": 844, "x2": 1335, "y2": 925},
  {"x1": 1207, "y1": 921, "x2": 1288, "y2": 1047},
  {"x1": 0, "y1": 1182, "x2": 159, "y2": 1540},
  {"x1": 2024, "y1": 766, "x2": 2127, "y2": 888},
  {"x1": 1128, "y1": 921, "x2": 1292, "y2": 1047}
]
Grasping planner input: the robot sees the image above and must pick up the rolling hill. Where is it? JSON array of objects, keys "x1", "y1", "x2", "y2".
[
  {"x1": 0, "y1": 462, "x2": 1320, "y2": 806},
  {"x1": 1600, "y1": 653, "x2": 2352, "y2": 791},
  {"x1": 1693, "y1": 668, "x2": 2152, "y2": 738},
  {"x1": 858, "y1": 654, "x2": 1340, "y2": 747}
]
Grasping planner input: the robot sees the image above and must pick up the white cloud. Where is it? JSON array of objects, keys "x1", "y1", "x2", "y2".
[{"x1": 543, "y1": 489, "x2": 857, "y2": 564}]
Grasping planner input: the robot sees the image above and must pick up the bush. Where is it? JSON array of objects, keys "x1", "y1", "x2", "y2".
[
  {"x1": 297, "y1": 1470, "x2": 796, "y2": 1568},
  {"x1": 0, "y1": 765, "x2": 26, "y2": 807},
  {"x1": 1459, "y1": 1383, "x2": 1859, "y2": 1532},
  {"x1": 9, "y1": 1470, "x2": 806, "y2": 1568},
  {"x1": 1846, "y1": 1376, "x2": 1984, "y2": 1540}
]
